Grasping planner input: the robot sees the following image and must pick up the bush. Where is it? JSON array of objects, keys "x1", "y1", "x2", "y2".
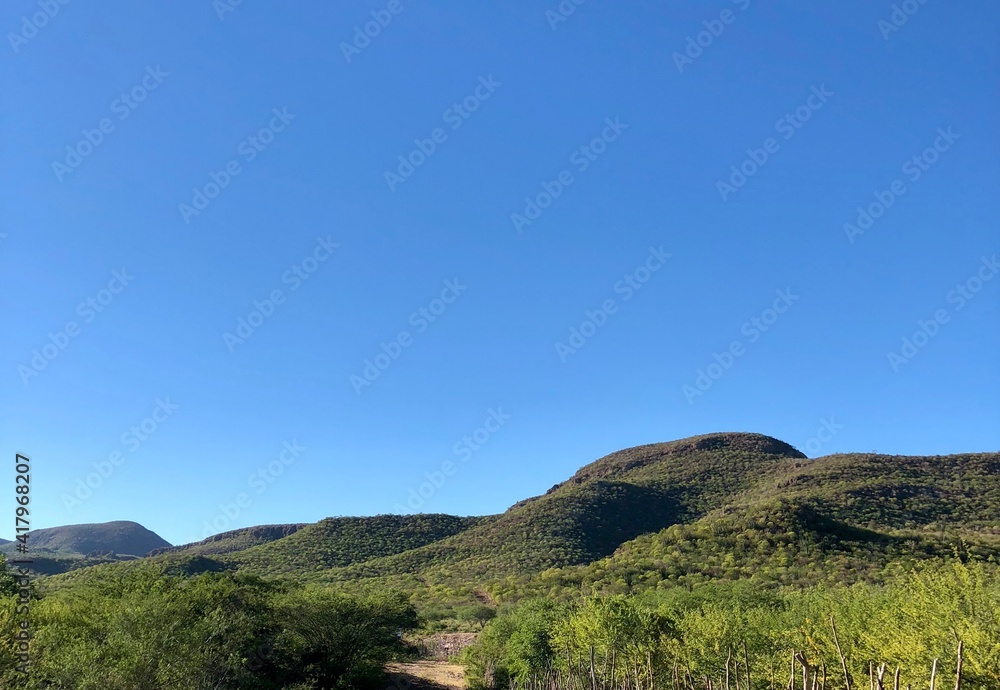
[{"x1": 0, "y1": 566, "x2": 416, "y2": 689}]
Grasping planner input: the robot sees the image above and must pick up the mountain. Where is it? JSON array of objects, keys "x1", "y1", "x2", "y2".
[
  {"x1": 1, "y1": 521, "x2": 170, "y2": 574},
  {"x1": 158, "y1": 514, "x2": 492, "y2": 578},
  {"x1": 312, "y1": 432, "x2": 814, "y2": 582},
  {"x1": 221, "y1": 514, "x2": 492, "y2": 576},
  {"x1": 36, "y1": 433, "x2": 1000, "y2": 619},
  {"x1": 498, "y1": 447, "x2": 1000, "y2": 600},
  {"x1": 147, "y1": 523, "x2": 308, "y2": 557},
  {"x1": 301, "y1": 434, "x2": 999, "y2": 611},
  {"x1": 32, "y1": 520, "x2": 170, "y2": 556}
]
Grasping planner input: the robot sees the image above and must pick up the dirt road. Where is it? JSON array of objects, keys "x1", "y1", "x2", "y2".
[{"x1": 385, "y1": 660, "x2": 466, "y2": 689}]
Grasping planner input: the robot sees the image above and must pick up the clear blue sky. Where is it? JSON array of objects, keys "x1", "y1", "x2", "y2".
[{"x1": 2, "y1": 1, "x2": 997, "y2": 546}]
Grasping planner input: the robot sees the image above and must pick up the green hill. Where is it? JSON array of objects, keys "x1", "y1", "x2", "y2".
[
  {"x1": 300, "y1": 437, "x2": 1000, "y2": 617},
  {"x1": 147, "y1": 523, "x2": 308, "y2": 557},
  {"x1": 4, "y1": 520, "x2": 170, "y2": 557},
  {"x1": 36, "y1": 434, "x2": 1000, "y2": 620},
  {"x1": 768, "y1": 451, "x2": 1000, "y2": 532},
  {"x1": 18, "y1": 433, "x2": 1000, "y2": 690},
  {"x1": 311, "y1": 432, "x2": 811, "y2": 584},
  {"x1": 215, "y1": 513, "x2": 492, "y2": 577},
  {"x1": 1, "y1": 520, "x2": 172, "y2": 576},
  {"x1": 472, "y1": 448, "x2": 1000, "y2": 604}
]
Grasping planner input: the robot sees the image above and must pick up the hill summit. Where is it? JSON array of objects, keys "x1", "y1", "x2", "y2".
[
  {"x1": 552, "y1": 432, "x2": 805, "y2": 489},
  {"x1": 8, "y1": 520, "x2": 170, "y2": 558}
]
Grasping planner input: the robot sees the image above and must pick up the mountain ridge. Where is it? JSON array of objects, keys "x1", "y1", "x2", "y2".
[{"x1": 26, "y1": 433, "x2": 1000, "y2": 612}]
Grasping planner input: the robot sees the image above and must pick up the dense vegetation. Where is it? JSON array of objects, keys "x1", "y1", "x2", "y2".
[
  {"x1": 272, "y1": 434, "x2": 817, "y2": 597},
  {"x1": 8, "y1": 433, "x2": 999, "y2": 688},
  {"x1": 148, "y1": 523, "x2": 308, "y2": 557},
  {"x1": 319, "y1": 441, "x2": 997, "y2": 589},
  {"x1": 296, "y1": 439, "x2": 1000, "y2": 623},
  {"x1": 463, "y1": 559, "x2": 1000, "y2": 689},
  {"x1": 218, "y1": 514, "x2": 492, "y2": 577},
  {"x1": 0, "y1": 558, "x2": 416, "y2": 689}
]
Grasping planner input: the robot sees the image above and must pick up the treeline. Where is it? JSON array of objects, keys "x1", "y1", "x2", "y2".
[
  {"x1": 0, "y1": 558, "x2": 416, "y2": 689},
  {"x1": 462, "y1": 559, "x2": 1000, "y2": 690}
]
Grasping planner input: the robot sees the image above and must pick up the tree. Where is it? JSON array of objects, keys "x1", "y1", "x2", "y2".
[{"x1": 457, "y1": 604, "x2": 497, "y2": 630}]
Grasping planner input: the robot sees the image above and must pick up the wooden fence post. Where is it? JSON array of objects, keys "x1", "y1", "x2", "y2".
[
  {"x1": 589, "y1": 646, "x2": 596, "y2": 690},
  {"x1": 726, "y1": 647, "x2": 732, "y2": 690},
  {"x1": 954, "y1": 640, "x2": 963, "y2": 690},
  {"x1": 830, "y1": 617, "x2": 852, "y2": 690},
  {"x1": 743, "y1": 641, "x2": 751, "y2": 690}
]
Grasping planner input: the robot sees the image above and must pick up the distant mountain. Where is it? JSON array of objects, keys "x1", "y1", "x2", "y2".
[{"x1": 2, "y1": 520, "x2": 170, "y2": 561}]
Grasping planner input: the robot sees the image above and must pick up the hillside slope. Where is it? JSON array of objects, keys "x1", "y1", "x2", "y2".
[
  {"x1": 148, "y1": 523, "x2": 308, "y2": 557},
  {"x1": 36, "y1": 434, "x2": 1000, "y2": 621},
  {"x1": 215, "y1": 514, "x2": 493, "y2": 577},
  {"x1": 1, "y1": 521, "x2": 171, "y2": 575},
  {"x1": 499, "y1": 450, "x2": 1000, "y2": 600},
  {"x1": 2, "y1": 520, "x2": 170, "y2": 557},
  {"x1": 314, "y1": 433, "x2": 809, "y2": 583},
  {"x1": 303, "y1": 441, "x2": 1000, "y2": 617}
]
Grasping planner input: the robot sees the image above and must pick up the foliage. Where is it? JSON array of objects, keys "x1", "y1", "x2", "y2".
[
  {"x1": 455, "y1": 604, "x2": 497, "y2": 629},
  {"x1": 220, "y1": 514, "x2": 490, "y2": 577},
  {"x1": 0, "y1": 557, "x2": 18, "y2": 599},
  {"x1": 148, "y1": 523, "x2": 308, "y2": 557},
  {"x1": 0, "y1": 564, "x2": 416, "y2": 689},
  {"x1": 462, "y1": 559, "x2": 1000, "y2": 690},
  {"x1": 462, "y1": 599, "x2": 567, "y2": 689},
  {"x1": 14, "y1": 434, "x2": 1000, "y2": 688}
]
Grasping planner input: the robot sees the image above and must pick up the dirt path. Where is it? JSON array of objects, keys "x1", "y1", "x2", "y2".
[{"x1": 385, "y1": 660, "x2": 466, "y2": 689}]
